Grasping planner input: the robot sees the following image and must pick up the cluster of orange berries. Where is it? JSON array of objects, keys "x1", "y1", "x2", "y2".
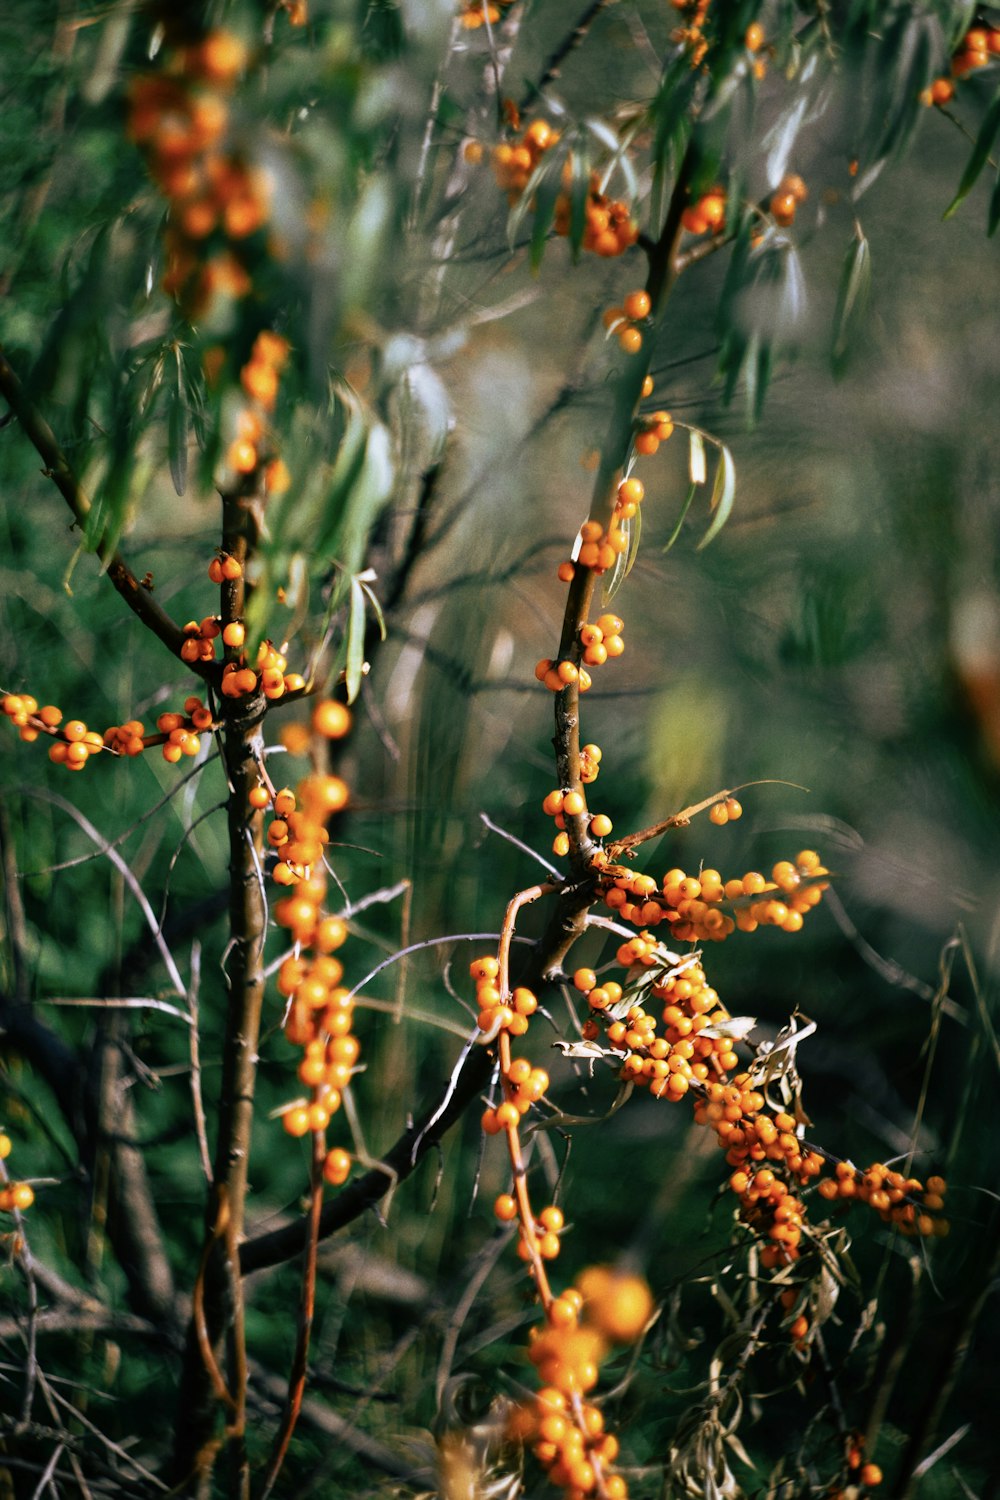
[
  {"x1": 224, "y1": 330, "x2": 294, "y2": 483},
  {"x1": 598, "y1": 848, "x2": 827, "y2": 944},
  {"x1": 558, "y1": 185, "x2": 639, "y2": 258},
  {"x1": 0, "y1": 1131, "x2": 34, "y2": 1215},
  {"x1": 633, "y1": 409, "x2": 674, "y2": 457},
  {"x1": 1, "y1": 692, "x2": 216, "y2": 768},
  {"x1": 127, "y1": 31, "x2": 275, "y2": 317},
  {"x1": 573, "y1": 952, "x2": 827, "y2": 1270},
  {"x1": 922, "y1": 25, "x2": 1000, "y2": 104},
  {"x1": 472, "y1": 956, "x2": 541, "y2": 1047},
  {"x1": 670, "y1": 0, "x2": 712, "y2": 68},
  {"x1": 723, "y1": 1125, "x2": 824, "y2": 1267},
  {"x1": 535, "y1": 609, "x2": 624, "y2": 697},
  {"x1": 768, "y1": 171, "x2": 808, "y2": 228},
  {"x1": 541, "y1": 783, "x2": 613, "y2": 857},
  {"x1": 950, "y1": 23, "x2": 1000, "y2": 75},
  {"x1": 575, "y1": 937, "x2": 948, "y2": 1268},
  {"x1": 459, "y1": 0, "x2": 518, "y2": 29},
  {"x1": 487, "y1": 120, "x2": 638, "y2": 257},
  {"x1": 832, "y1": 1437, "x2": 883, "y2": 1493},
  {"x1": 506, "y1": 1267, "x2": 651, "y2": 1499},
  {"x1": 491, "y1": 119, "x2": 559, "y2": 200},
  {"x1": 574, "y1": 955, "x2": 740, "y2": 1099},
  {"x1": 817, "y1": 1162, "x2": 949, "y2": 1239},
  {"x1": 268, "y1": 704, "x2": 354, "y2": 1188},
  {"x1": 670, "y1": 2, "x2": 765, "y2": 73},
  {"x1": 578, "y1": 519, "x2": 627, "y2": 575},
  {"x1": 2, "y1": 695, "x2": 103, "y2": 769},
  {"x1": 148, "y1": 698, "x2": 212, "y2": 763},
  {"x1": 222, "y1": 637, "x2": 304, "y2": 702},
  {"x1": 681, "y1": 187, "x2": 726, "y2": 236},
  {"x1": 602, "y1": 289, "x2": 651, "y2": 354}
]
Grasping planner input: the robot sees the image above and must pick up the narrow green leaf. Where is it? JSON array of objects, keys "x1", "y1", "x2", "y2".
[
  {"x1": 945, "y1": 87, "x2": 1000, "y2": 219},
  {"x1": 989, "y1": 165, "x2": 1000, "y2": 235},
  {"x1": 663, "y1": 483, "x2": 697, "y2": 555},
  {"x1": 345, "y1": 577, "x2": 367, "y2": 705},
  {"x1": 567, "y1": 146, "x2": 590, "y2": 260},
  {"x1": 752, "y1": 340, "x2": 772, "y2": 427},
  {"x1": 697, "y1": 443, "x2": 736, "y2": 550},
  {"x1": 168, "y1": 385, "x2": 188, "y2": 497},
  {"x1": 688, "y1": 428, "x2": 707, "y2": 485},
  {"x1": 831, "y1": 231, "x2": 872, "y2": 376},
  {"x1": 530, "y1": 170, "x2": 560, "y2": 271}
]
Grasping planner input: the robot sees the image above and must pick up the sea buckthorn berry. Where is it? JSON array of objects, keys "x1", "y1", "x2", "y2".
[
  {"x1": 623, "y1": 289, "x2": 651, "y2": 320},
  {"x1": 8, "y1": 1182, "x2": 34, "y2": 1210},
  {"x1": 557, "y1": 561, "x2": 575, "y2": 582},
  {"x1": 590, "y1": 814, "x2": 613, "y2": 838},
  {"x1": 745, "y1": 21, "x2": 764, "y2": 50},
  {"x1": 470, "y1": 956, "x2": 499, "y2": 981},
  {"x1": 573, "y1": 968, "x2": 597, "y2": 993},
  {"x1": 563, "y1": 790, "x2": 585, "y2": 817},
  {"x1": 283, "y1": 1106, "x2": 311, "y2": 1138},
  {"x1": 222, "y1": 621, "x2": 245, "y2": 647},
  {"x1": 312, "y1": 698, "x2": 351, "y2": 738},
  {"x1": 513, "y1": 987, "x2": 537, "y2": 1015},
  {"x1": 618, "y1": 476, "x2": 644, "y2": 507},
  {"x1": 323, "y1": 1148, "x2": 351, "y2": 1186},
  {"x1": 596, "y1": 614, "x2": 623, "y2": 636},
  {"x1": 618, "y1": 327, "x2": 642, "y2": 354},
  {"x1": 860, "y1": 1464, "x2": 883, "y2": 1487}
]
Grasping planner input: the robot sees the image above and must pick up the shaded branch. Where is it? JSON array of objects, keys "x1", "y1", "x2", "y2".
[
  {"x1": 0, "y1": 342, "x2": 208, "y2": 674},
  {"x1": 240, "y1": 875, "x2": 595, "y2": 1277}
]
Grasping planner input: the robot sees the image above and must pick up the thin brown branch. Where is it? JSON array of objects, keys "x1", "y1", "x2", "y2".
[
  {"x1": 256, "y1": 1133, "x2": 325, "y2": 1500},
  {"x1": 172, "y1": 526, "x2": 268, "y2": 1492},
  {"x1": 520, "y1": 0, "x2": 613, "y2": 110},
  {"x1": 0, "y1": 343, "x2": 209, "y2": 673},
  {"x1": 240, "y1": 876, "x2": 596, "y2": 1278}
]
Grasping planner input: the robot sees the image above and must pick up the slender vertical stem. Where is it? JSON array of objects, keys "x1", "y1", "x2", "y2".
[{"x1": 172, "y1": 491, "x2": 268, "y2": 1497}]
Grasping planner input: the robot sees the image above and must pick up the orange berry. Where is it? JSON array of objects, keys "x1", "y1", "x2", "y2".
[
  {"x1": 623, "y1": 289, "x2": 651, "y2": 320},
  {"x1": 618, "y1": 327, "x2": 643, "y2": 355},
  {"x1": 323, "y1": 1148, "x2": 352, "y2": 1185},
  {"x1": 10, "y1": 1182, "x2": 34, "y2": 1210},
  {"x1": 312, "y1": 699, "x2": 351, "y2": 738},
  {"x1": 283, "y1": 1106, "x2": 311, "y2": 1137}
]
